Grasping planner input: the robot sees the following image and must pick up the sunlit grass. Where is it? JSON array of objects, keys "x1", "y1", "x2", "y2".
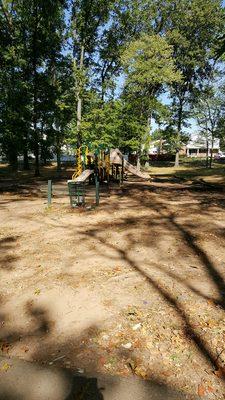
[{"x1": 149, "y1": 158, "x2": 225, "y2": 184}]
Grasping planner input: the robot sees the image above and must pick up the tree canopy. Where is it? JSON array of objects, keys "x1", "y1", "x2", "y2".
[{"x1": 0, "y1": 0, "x2": 225, "y2": 172}]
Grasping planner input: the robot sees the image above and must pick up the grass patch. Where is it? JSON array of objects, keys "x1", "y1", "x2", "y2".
[
  {"x1": 0, "y1": 162, "x2": 74, "y2": 182},
  {"x1": 149, "y1": 158, "x2": 225, "y2": 185}
]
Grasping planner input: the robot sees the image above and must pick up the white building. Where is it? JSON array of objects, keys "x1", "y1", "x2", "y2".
[
  {"x1": 186, "y1": 139, "x2": 220, "y2": 157},
  {"x1": 148, "y1": 140, "x2": 166, "y2": 155}
]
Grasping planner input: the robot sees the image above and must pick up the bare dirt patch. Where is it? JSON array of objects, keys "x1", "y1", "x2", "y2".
[{"x1": 1, "y1": 177, "x2": 225, "y2": 399}]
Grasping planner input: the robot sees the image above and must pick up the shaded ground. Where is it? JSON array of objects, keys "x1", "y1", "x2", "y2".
[
  {"x1": 1, "y1": 165, "x2": 225, "y2": 399},
  {"x1": 0, "y1": 355, "x2": 189, "y2": 400}
]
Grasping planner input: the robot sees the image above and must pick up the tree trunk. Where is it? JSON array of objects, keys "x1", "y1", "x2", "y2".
[
  {"x1": 101, "y1": 73, "x2": 105, "y2": 102},
  {"x1": 33, "y1": 1, "x2": 40, "y2": 177},
  {"x1": 40, "y1": 144, "x2": 47, "y2": 165},
  {"x1": 23, "y1": 147, "x2": 29, "y2": 170},
  {"x1": 56, "y1": 146, "x2": 61, "y2": 172},
  {"x1": 34, "y1": 142, "x2": 40, "y2": 176},
  {"x1": 174, "y1": 100, "x2": 183, "y2": 167},
  {"x1": 209, "y1": 137, "x2": 214, "y2": 169},
  {"x1": 8, "y1": 148, "x2": 18, "y2": 171},
  {"x1": 76, "y1": 45, "x2": 84, "y2": 148},
  {"x1": 175, "y1": 149, "x2": 179, "y2": 167},
  {"x1": 136, "y1": 150, "x2": 141, "y2": 170},
  {"x1": 159, "y1": 138, "x2": 163, "y2": 154},
  {"x1": 206, "y1": 140, "x2": 209, "y2": 168}
]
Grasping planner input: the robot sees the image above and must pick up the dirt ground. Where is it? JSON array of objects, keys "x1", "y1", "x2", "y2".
[{"x1": 1, "y1": 172, "x2": 225, "y2": 399}]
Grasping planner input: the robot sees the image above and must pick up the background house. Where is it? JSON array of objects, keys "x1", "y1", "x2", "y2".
[{"x1": 185, "y1": 139, "x2": 220, "y2": 157}]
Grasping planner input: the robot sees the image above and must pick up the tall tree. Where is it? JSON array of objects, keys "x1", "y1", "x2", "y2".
[
  {"x1": 122, "y1": 33, "x2": 181, "y2": 167},
  {"x1": 0, "y1": 0, "x2": 26, "y2": 170},
  {"x1": 0, "y1": 0, "x2": 66, "y2": 175},
  {"x1": 27, "y1": 0, "x2": 65, "y2": 175},
  {"x1": 70, "y1": 0, "x2": 113, "y2": 147},
  {"x1": 194, "y1": 84, "x2": 224, "y2": 168},
  {"x1": 167, "y1": 0, "x2": 224, "y2": 166}
]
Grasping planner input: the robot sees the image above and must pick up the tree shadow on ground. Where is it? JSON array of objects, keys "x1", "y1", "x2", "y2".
[
  {"x1": 77, "y1": 181, "x2": 225, "y2": 383},
  {"x1": 1, "y1": 178, "x2": 225, "y2": 398},
  {"x1": 0, "y1": 302, "x2": 190, "y2": 400},
  {"x1": 0, "y1": 236, "x2": 19, "y2": 271}
]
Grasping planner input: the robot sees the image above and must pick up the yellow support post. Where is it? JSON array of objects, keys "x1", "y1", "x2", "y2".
[
  {"x1": 72, "y1": 147, "x2": 82, "y2": 180},
  {"x1": 85, "y1": 147, "x2": 89, "y2": 164}
]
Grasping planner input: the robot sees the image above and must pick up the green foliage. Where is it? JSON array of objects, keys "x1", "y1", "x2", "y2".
[
  {"x1": 0, "y1": 0, "x2": 70, "y2": 171},
  {"x1": 194, "y1": 84, "x2": 225, "y2": 140},
  {"x1": 121, "y1": 34, "x2": 181, "y2": 152},
  {"x1": 122, "y1": 34, "x2": 181, "y2": 90},
  {"x1": 167, "y1": 0, "x2": 224, "y2": 131},
  {"x1": 0, "y1": 0, "x2": 225, "y2": 171},
  {"x1": 82, "y1": 100, "x2": 123, "y2": 148}
]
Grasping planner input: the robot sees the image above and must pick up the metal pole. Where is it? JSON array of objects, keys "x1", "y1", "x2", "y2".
[{"x1": 47, "y1": 180, "x2": 52, "y2": 206}]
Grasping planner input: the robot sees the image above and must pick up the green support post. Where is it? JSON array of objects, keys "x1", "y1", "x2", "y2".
[
  {"x1": 95, "y1": 175, "x2": 100, "y2": 206},
  {"x1": 68, "y1": 181, "x2": 85, "y2": 207},
  {"x1": 47, "y1": 180, "x2": 52, "y2": 206}
]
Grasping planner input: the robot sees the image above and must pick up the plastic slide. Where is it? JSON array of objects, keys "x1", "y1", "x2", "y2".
[
  {"x1": 68, "y1": 169, "x2": 94, "y2": 184},
  {"x1": 123, "y1": 159, "x2": 149, "y2": 179},
  {"x1": 110, "y1": 148, "x2": 149, "y2": 179}
]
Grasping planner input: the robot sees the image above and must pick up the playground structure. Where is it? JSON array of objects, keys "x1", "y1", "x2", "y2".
[
  {"x1": 67, "y1": 145, "x2": 110, "y2": 207},
  {"x1": 67, "y1": 146, "x2": 149, "y2": 207}
]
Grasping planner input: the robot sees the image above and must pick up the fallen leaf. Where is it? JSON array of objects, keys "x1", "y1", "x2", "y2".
[
  {"x1": 121, "y1": 343, "x2": 132, "y2": 349},
  {"x1": 198, "y1": 384, "x2": 206, "y2": 397},
  {"x1": 1, "y1": 362, "x2": 11, "y2": 372},
  {"x1": 132, "y1": 323, "x2": 141, "y2": 331},
  {"x1": 133, "y1": 339, "x2": 142, "y2": 348},
  {"x1": 170, "y1": 354, "x2": 178, "y2": 361},
  {"x1": 21, "y1": 346, "x2": 29, "y2": 353},
  {"x1": 118, "y1": 367, "x2": 130, "y2": 377},
  {"x1": 99, "y1": 357, "x2": 106, "y2": 366},
  {"x1": 162, "y1": 370, "x2": 172, "y2": 377},
  {"x1": 134, "y1": 366, "x2": 147, "y2": 379},
  {"x1": 207, "y1": 386, "x2": 214, "y2": 393}
]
